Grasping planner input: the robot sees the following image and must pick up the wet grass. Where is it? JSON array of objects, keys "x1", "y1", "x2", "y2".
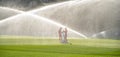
[{"x1": 0, "y1": 36, "x2": 120, "y2": 57}]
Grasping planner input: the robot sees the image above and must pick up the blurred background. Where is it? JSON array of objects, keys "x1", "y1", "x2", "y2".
[{"x1": 0, "y1": 0, "x2": 69, "y2": 11}]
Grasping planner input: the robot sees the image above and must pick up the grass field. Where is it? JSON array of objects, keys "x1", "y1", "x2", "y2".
[{"x1": 0, "y1": 36, "x2": 120, "y2": 57}]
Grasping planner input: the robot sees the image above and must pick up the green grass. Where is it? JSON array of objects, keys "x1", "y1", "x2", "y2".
[{"x1": 0, "y1": 36, "x2": 120, "y2": 57}]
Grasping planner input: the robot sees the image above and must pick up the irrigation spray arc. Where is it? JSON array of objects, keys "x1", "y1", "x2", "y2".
[
  {"x1": 29, "y1": 0, "x2": 92, "y2": 13},
  {"x1": 0, "y1": 6, "x2": 88, "y2": 38},
  {"x1": 29, "y1": 0, "x2": 120, "y2": 38}
]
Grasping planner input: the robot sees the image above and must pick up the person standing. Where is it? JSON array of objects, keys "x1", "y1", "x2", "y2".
[
  {"x1": 61, "y1": 30, "x2": 65, "y2": 43},
  {"x1": 58, "y1": 27, "x2": 62, "y2": 41},
  {"x1": 58, "y1": 27, "x2": 68, "y2": 43},
  {"x1": 64, "y1": 28, "x2": 68, "y2": 43}
]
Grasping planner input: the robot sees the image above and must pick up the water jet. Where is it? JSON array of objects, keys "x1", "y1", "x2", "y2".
[{"x1": 0, "y1": 7, "x2": 87, "y2": 38}]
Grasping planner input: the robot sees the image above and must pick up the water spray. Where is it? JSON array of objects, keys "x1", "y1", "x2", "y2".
[
  {"x1": 0, "y1": 7, "x2": 88, "y2": 38},
  {"x1": 0, "y1": 7, "x2": 24, "y2": 13},
  {"x1": 29, "y1": 0, "x2": 94, "y2": 13}
]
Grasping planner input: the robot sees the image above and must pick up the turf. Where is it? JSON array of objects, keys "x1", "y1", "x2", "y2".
[{"x1": 0, "y1": 36, "x2": 120, "y2": 57}]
